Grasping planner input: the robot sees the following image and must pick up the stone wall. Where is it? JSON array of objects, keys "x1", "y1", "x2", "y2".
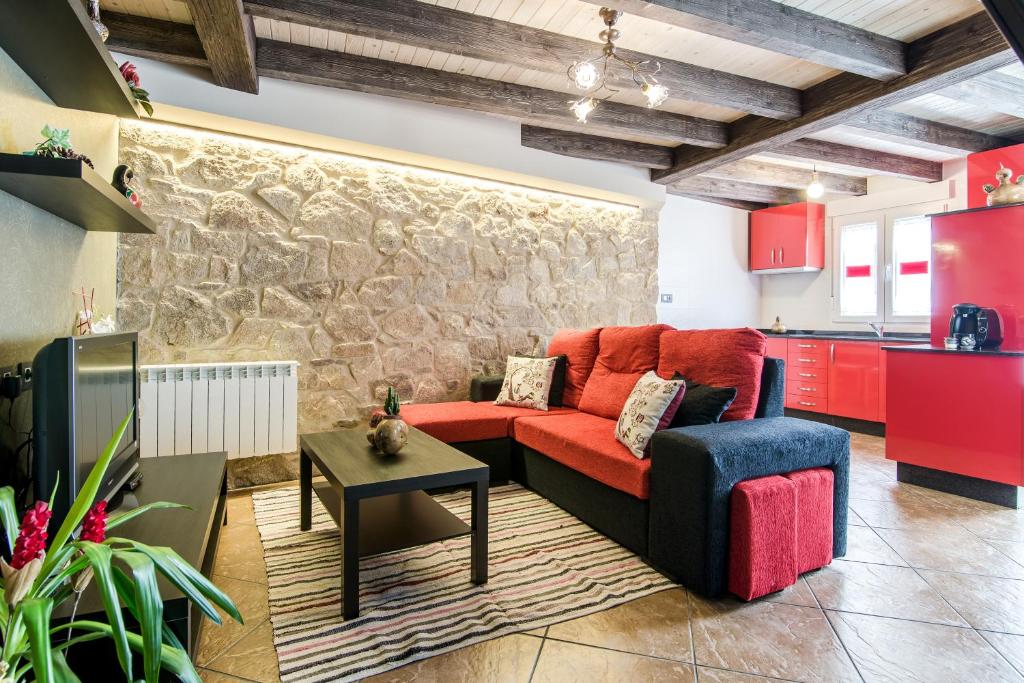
[{"x1": 117, "y1": 122, "x2": 658, "y2": 434}]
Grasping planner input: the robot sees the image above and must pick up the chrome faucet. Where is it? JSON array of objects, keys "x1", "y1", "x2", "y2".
[{"x1": 867, "y1": 322, "x2": 884, "y2": 338}]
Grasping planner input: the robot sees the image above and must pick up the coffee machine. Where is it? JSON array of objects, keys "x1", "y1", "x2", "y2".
[{"x1": 949, "y1": 303, "x2": 1003, "y2": 349}]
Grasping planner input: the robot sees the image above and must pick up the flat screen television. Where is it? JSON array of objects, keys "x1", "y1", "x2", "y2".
[{"x1": 33, "y1": 332, "x2": 140, "y2": 531}]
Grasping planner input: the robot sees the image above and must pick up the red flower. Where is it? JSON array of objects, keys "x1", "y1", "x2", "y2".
[
  {"x1": 80, "y1": 501, "x2": 107, "y2": 544},
  {"x1": 10, "y1": 501, "x2": 51, "y2": 570},
  {"x1": 119, "y1": 61, "x2": 141, "y2": 88}
]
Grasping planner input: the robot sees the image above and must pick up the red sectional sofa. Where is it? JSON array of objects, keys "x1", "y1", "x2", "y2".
[{"x1": 402, "y1": 325, "x2": 851, "y2": 597}]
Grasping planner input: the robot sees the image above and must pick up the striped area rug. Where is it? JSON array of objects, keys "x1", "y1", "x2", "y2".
[{"x1": 252, "y1": 483, "x2": 675, "y2": 682}]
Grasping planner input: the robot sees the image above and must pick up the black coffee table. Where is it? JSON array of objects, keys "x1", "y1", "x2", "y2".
[{"x1": 299, "y1": 425, "x2": 489, "y2": 619}]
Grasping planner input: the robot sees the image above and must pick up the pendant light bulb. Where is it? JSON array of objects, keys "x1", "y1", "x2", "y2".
[
  {"x1": 571, "y1": 61, "x2": 600, "y2": 90},
  {"x1": 642, "y1": 82, "x2": 669, "y2": 108},
  {"x1": 806, "y1": 168, "x2": 825, "y2": 199},
  {"x1": 570, "y1": 97, "x2": 597, "y2": 123}
]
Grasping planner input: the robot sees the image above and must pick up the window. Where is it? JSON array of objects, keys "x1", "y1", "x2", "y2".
[{"x1": 833, "y1": 202, "x2": 940, "y2": 324}]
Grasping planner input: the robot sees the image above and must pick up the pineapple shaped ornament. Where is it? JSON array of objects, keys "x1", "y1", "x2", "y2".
[{"x1": 369, "y1": 387, "x2": 409, "y2": 454}]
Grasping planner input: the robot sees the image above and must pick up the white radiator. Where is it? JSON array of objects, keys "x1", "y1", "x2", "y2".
[{"x1": 139, "y1": 361, "x2": 299, "y2": 459}]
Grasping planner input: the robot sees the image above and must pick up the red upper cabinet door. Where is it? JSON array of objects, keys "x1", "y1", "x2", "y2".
[
  {"x1": 749, "y1": 211, "x2": 777, "y2": 270},
  {"x1": 827, "y1": 341, "x2": 880, "y2": 421},
  {"x1": 749, "y1": 202, "x2": 825, "y2": 273}
]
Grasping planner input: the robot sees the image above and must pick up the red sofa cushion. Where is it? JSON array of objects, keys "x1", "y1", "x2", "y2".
[
  {"x1": 513, "y1": 412, "x2": 651, "y2": 499},
  {"x1": 402, "y1": 401, "x2": 576, "y2": 443},
  {"x1": 578, "y1": 324, "x2": 672, "y2": 420},
  {"x1": 656, "y1": 328, "x2": 767, "y2": 421},
  {"x1": 547, "y1": 328, "x2": 602, "y2": 409},
  {"x1": 784, "y1": 468, "x2": 834, "y2": 574},
  {"x1": 729, "y1": 475, "x2": 798, "y2": 601}
]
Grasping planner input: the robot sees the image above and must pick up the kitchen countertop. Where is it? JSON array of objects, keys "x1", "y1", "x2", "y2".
[
  {"x1": 882, "y1": 343, "x2": 1024, "y2": 358},
  {"x1": 758, "y1": 329, "x2": 929, "y2": 343}
]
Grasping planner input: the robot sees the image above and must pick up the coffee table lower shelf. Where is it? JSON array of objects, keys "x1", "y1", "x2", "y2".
[{"x1": 313, "y1": 482, "x2": 470, "y2": 557}]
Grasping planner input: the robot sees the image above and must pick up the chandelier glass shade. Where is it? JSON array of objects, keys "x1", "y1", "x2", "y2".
[{"x1": 568, "y1": 7, "x2": 669, "y2": 123}]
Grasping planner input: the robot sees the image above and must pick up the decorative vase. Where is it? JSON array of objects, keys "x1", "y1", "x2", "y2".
[
  {"x1": 87, "y1": 0, "x2": 109, "y2": 43},
  {"x1": 771, "y1": 315, "x2": 787, "y2": 334},
  {"x1": 372, "y1": 416, "x2": 408, "y2": 455},
  {"x1": 982, "y1": 165, "x2": 1024, "y2": 207}
]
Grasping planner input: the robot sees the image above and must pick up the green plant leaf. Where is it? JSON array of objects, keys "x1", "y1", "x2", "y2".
[
  {"x1": 35, "y1": 544, "x2": 81, "y2": 598},
  {"x1": 140, "y1": 100, "x2": 154, "y2": 117},
  {"x1": 43, "y1": 410, "x2": 133, "y2": 578},
  {"x1": 107, "y1": 539, "x2": 241, "y2": 624},
  {"x1": 59, "y1": 620, "x2": 200, "y2": 683},
  {"x1": 52, "y1": 649, "x2": 83, "y2": 683},
  {"x1": 79, "y1": 542, "x2": 132, "y2": 676},
  {"x1": 21, "y1": 598, "x2": 54, "y2": 683},
  {"x1": 106, "y1": 502, "x2": 189, "y2": 531},
  {"x1": 0, "y1": 486, "x2": 19, "y2": 551},
  {"x1": 115, "y1": 552, "x2": 163, "y2": 683}
]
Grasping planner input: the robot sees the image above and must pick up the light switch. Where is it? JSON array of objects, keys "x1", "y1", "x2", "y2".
[{"x1": 660, "y1": 293, "x2": 673, "y2": 304}]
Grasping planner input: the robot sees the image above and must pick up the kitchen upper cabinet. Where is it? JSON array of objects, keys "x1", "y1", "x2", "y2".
[
  {"x1": 828, "y1": 341, "x2": 880, "y2": 422},
  {"x1": 749, "y1": 202, "x2": 825, "y2": 273}
]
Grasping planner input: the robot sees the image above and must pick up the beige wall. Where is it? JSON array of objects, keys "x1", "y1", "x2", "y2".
[
  {"x1": 117, "y1": 122, "x2": 658, "y2": 432},
  {"x1": 0, "y1": 48, "x2": 119, "y2": 366}
]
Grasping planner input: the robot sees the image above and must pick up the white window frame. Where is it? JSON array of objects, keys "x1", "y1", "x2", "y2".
[{"x1": 831, "y1": 200, "x2": 945, "y2": 325}]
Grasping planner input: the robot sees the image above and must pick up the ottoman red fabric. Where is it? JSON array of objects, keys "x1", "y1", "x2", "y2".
[
  {"x1": 728, "y1": 475, "x2": 797, "y2": 601},
  {"x1": 785, "y1": 468, "x2": 835, "y2": 574}
]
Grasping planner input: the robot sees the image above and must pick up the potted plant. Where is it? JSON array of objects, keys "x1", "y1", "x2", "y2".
[
  {"x1": 0, "y1": 411, "x2": 241, "y2": 681},
  {"x1": 368, "y1": 388, "x2": 408, "y2": 455}
]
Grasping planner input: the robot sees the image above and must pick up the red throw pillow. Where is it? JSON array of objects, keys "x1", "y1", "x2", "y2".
[
  {"x1": 656, "y1": 328, "x2": 767, "y2": 421},
  {"x1": 578, "y1": 324, "x2": 672, "y2": 420},
  {"x1": 547, "y1": 328, "x2": 602, "y2": 409}
]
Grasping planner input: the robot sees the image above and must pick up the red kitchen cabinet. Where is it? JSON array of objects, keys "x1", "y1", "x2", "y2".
[
  {"x1": 765, "y1": 337, "x2": 788, "y2": 361},
  {"x1": 827, "y1": 341, "x2": 879, "y2": 422},
  {"x1": 749, "y1": 202, "x2": 825, "y2": 273},
  {"x1": 878, "y1": 342, "x2": 916, "y2": 422}
]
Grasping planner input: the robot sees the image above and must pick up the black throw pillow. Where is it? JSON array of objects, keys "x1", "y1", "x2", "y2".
[
  {"x1": 515, "y1": 354, "x2": 568, "y2": 407},
  {"x1": 670, "y1": 375, "x2": 738, "y2": 427}
]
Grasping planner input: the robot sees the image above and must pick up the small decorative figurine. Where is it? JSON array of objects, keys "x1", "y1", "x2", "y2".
[
  {"x1": 771, "y1": 316, "x2": 787, "y2": 334},
  {"x1": 112, "y1": 164, "x2": 142, "y2": 208},
  {"x1": 982, "y1": 165, "x2": 1024, "y2": 206},
  {"x1": 119, "y1": 62, "x2": 154, "y2": 116},
  {"x1": 87, "y1": 0, "x2": 109, "y2": 43},
  {"x1": 73, "y1": 287, "x2": 95, "y2": 335},
  {"x1": 24, "y1": 125, "x2": 94, "y2": 169},
  {"x1": 367, "y1": 387, "x2": 408, "y2": 455}
]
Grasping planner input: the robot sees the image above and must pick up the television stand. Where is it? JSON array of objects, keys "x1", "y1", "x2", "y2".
[{"x1": 55, "y1": 452, "x2": 227, "y2": 680}]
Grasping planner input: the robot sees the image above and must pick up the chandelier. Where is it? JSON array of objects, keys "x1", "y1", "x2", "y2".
[{"x1": 568, "y1": 7, "x2": 669, "y2": 123}]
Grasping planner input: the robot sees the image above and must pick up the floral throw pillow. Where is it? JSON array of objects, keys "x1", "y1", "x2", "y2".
[
  {"x1": 615, "y1": 371, "x2": 686, "y2": 459},
  {"x1": 495, "y1": 356, "x2": 559, "y2": 410}
]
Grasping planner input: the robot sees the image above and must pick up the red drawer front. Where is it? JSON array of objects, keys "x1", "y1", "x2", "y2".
[
  {"x1": 786, "y1": 365, "x2": 827, "y2": 383},
  {"x1": 786, "y1": 394, "x2": 828, "y2": 413},
  {"x1": 788, "y1": 339, "x2": 828, "y2": 355},
  {"x1": 787, "y1": 379, "x2": 827, "y2": 398},
  {"x1": 788, "y1": 354, "x2": 826, "y2": 371}
]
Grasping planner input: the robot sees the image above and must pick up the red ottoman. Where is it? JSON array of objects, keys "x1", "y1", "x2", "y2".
[
  {"x1": 728, "y1": 475, "x2": 797, "y2": 601},
  {"x1": 785, "y1": 468, "x2": 834, "y2": 574}
]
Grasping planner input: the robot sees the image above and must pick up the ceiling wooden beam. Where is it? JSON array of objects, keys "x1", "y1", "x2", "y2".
[
  {"x1": 651, "y1": 12, "x2": 1016, "y2": 184},
  {"x1": 583, "y1": 0, "x2": 906, "y2": 80},
  {"x1": 520, "y1": 126, "x2": 673, "y2": 169},
  {"x1": 706, "y1": 159, "x2": 866, "y2": 194},
  {"x1": 105, "y1": 11, "x2": 209, "y2": 68},
  {"x1": 666, "y1": 190, "x2": 770, "y2": 211},
  {"x1": 940, "y1": 72, "x2": 1024, "y2": 119},
  {"x1": 185, "y1": 0, "x2": 259, "y2": 93},
  {"x1": 848, "y1": 110, "x2": 1020, "y2": 153},
  {"x1": 255, "y1": 39, "x2": 728, "y2": 147},
  {"x1": 765, "y1": 138, "x2": 944, "y2": 182},
  {"x1": 520, "y1": 125, "x2": 866, "y2": 194},
  {"x1": 982, "y1": 0, "x2": 1024, "y2": 63},
  {"x1": 242, "y1": 0, "x2": 801, "y2": 119},
  {"x1": 668, "y1": 177, "x2": 807, "y2": 205}
]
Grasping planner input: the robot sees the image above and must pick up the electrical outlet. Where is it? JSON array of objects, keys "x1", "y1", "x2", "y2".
[
  {"x1": 659, "y1": 293, "x2": 673, "y2": 304},
  {"x1": 16, "y1": 362, "x2": 32, "y2": 387}
]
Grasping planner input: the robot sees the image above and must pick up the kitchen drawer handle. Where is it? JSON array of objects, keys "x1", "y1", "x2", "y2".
[
  {"x1": 797, "y1": 343, "x2": 817, "y2": 348},
  {"x1": 799, "y1": 387, "x2": 817, "y2": 392},
  {"x1": 770, "y1": 248, "x2": 775, "y2": 265},
  {"x1": 798, "y1": 401, "x2": 817, "y2": 407},
  {"x1": 798, "y1": 372, "x2": 816, "y2": 377},
  {"x1": 798, "y1": 358, "x2": 817, "y2": 363}
]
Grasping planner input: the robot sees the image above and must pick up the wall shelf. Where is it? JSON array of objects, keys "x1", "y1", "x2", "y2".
[
  {"x1": 0, "y1": 153, "x2": 155, "y2": 234},
  {"x1": 0, "y1": 0, "x2": 141, "y2": 118}
]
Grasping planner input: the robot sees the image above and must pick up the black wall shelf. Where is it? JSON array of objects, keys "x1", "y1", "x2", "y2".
[
  {"x1": 0, "y1": 0, "x2": 141, "y2": 118},
  {"x1": 0, "y1": 153, "x2": 156, "y2": 234}
]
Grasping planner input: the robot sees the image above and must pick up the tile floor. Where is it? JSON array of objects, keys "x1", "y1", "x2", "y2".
[{"x1": 196, "y1": 433, "x2": 1024, "y2": 682}]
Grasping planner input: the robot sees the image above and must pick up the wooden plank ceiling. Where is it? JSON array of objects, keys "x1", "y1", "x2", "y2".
[{"x1": 102, "y1": 0, "x2": 1024, "y2": 210}]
